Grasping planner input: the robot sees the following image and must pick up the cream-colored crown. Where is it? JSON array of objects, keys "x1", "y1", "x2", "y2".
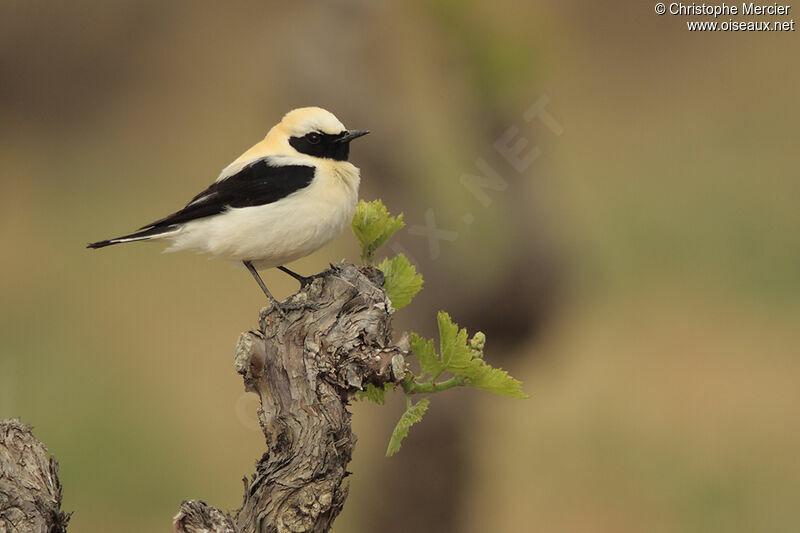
[{"x1": 279, "y1": 107, "x2": 346, "y2": 137}]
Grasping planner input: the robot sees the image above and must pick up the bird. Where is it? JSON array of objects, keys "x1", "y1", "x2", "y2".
[{"x1": 88, "y1": 106, "x2": 369, "y2": 313}]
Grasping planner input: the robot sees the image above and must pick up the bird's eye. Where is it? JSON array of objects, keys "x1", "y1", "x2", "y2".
[{"x1": 307, "y1": 133, "x2": 321, "y2": 144}]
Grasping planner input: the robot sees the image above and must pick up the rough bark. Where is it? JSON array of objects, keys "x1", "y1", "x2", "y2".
[
  {"x1": 173, "y1": 500, "x2": 237, "y2": 533},
  {"x1": 1, "y1": 263, "x2": 407, "y2": 533},
  {"x1": 231, "y1": 263, "x2": 406, "y2": 533},
  {"x1": 0, "y1": 419, "x2": 70, "y2": 533},
  {"x1": 174, "y1": 263, "x2": 408, "y2": 532}
]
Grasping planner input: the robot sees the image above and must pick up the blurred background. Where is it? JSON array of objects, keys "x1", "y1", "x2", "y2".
[{"x1": 1, "y1": 1, "x2": 799, "y2": 531}]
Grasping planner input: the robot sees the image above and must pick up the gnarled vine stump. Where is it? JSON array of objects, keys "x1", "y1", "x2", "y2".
[
  {"x1": 2, "y1": 263, "x2": 408, "y2": 533},
  {"x1": 0, "y1": 419, "x2": 70, "y2": 532}
]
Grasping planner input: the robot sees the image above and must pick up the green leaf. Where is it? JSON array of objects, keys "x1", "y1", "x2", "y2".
[
  {"x1": 386, "y1": 397, "x2": 430, "y2": 456},
  {"x1": 360, "y1": 383, "x2": 388, "y2": 404},
  {"x1": 437, "y1": 311, "x2": 473, "y2": 374},
  {"x1": 460, "y1": 361, "x2": 529, "y2": 398},
  {"x1": 410, "y1": 332, "x2": 443, "y2": 378},
  {"x1": 378, "y1": 254, "x2": 423, "y2": 309},
  {"x1": 351, "y1": 200, "x2": 405, "y2": 265},
  {"x1": 430, "y1": 313, "x2": 529, "y2": 398}
]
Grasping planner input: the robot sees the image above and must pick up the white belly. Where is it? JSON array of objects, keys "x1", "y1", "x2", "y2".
[{"x1": 164, "y1": 163, "x2": 359, "y2": 267}]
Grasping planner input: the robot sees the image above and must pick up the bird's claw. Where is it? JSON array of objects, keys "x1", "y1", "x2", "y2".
[
  {"x1": 265, "y1": 297, "x2": 288, "y2": 319},
  {"x1": 283, "y1": 300, "x2": 319, "y2": 312},
  {"x1": 266, "y1": 298, "x2": 319, "y2": 319},
  {"x1": 298, "y1": 275, "x2": 315, "y2": 289}
]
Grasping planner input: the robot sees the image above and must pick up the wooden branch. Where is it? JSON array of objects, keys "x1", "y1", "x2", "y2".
[
  {"x1": 179, "y1": 262, "x2": 407, "y2": 533},
  {"x1": 0, "y1": 419, "x2": 70, "y2": 533},
  {"x1": 1, "y1": 263, "x2": 405, "y2": 533},
  {"x1": 173, "y1": 500, "x2": 237, "y2": 533},
  {"x1": 230, "y1": 263, "x2": 406, "y2": 533}
]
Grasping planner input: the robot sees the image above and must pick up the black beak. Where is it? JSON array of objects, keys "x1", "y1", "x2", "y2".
[{"x1": 336, "y1": 129, "x2": 370, "y2": 143}]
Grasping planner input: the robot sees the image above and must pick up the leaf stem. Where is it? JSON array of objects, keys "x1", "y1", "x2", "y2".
[{"x1": 404, "y1": 375, "x2": 469, "y2": 394}]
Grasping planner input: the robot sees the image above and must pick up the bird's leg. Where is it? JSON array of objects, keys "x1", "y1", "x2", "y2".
[
  {"x1": 277, "y1": 266, "x2": 315, "y2": 288},
  {"x1": 244, "y1": 260, "x2": 286, "y2": 317}
]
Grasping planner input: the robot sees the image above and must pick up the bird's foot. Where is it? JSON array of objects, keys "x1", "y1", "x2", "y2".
[
  {"x1": 297, "y1": 275, "x2": 316, "y2": 289},
  {"x1": 277, "y1": 266, "x2": 321, "y2": 289},
  {"x1": 264, "y1": 296, "x2": 319, "y2": 319},
  {"x1": 265, "y1": 294, "x2": 289, "y2": 319},
  {"x1": 282, "y1": 300, "x2": 320, "y2": 312}
]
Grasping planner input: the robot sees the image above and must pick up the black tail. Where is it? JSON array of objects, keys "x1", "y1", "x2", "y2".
[{"x1": 87, "y1": 226, "x2": 175, "y2": 249}]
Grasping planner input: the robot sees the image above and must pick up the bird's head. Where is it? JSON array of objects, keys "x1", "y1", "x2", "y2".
[{"x1": 272, "y1": 107, "x2": 369, "y2": 162}]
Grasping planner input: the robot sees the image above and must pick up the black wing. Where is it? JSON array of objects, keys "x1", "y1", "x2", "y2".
[{"x1": 141, "y1": 159, "x2": 315, "y2": 230}]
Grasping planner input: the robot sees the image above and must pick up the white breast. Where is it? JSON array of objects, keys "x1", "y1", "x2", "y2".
[{"x1": 165, "y1": 161, "x2": 360, "y2": 267}]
